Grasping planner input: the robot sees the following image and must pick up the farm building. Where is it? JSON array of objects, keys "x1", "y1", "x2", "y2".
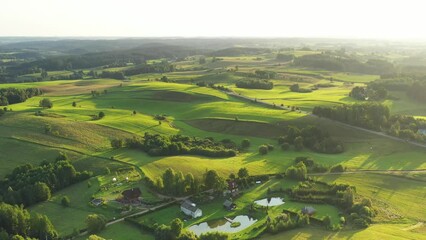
[
  {"x1": 223, "y1": 199, "x2": 236, "y2": 210},
  {"x1": 119, "y1": 187, "x2": 141, "y2": 204},
  {"x1": 301, "y1": 206, "x2": 316, "y2": 215},
  {"x1": 181, "y1": 200, "x2": 202, "y2": 218}
]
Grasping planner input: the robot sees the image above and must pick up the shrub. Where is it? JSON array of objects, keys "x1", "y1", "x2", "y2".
[
  {"x1": 281, "y1": 142, "x2": 290, "y2": 150},
  {"x1": 241, "y1": 139, "x2": 251, "y2": 149},
  {"x1": 330, "y1": 164, "x2": 345, "y2": 173},
  {"x1": 259, "y1": 145, "x2": 269, "y2": 155},
  {"x1": 61, "y1": 196, "x2": 70, "y2": 207},
  {"x1": 39, "y1": 98, "x2": 53, "y2": 108}
]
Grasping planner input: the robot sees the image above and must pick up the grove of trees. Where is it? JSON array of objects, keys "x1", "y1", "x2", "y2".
[
  {"x1": 115, "y1": 133, "x2": 238, "y2": 158},
  {"x1": 235, "y1": 79, "x2": 273, "y2": 90},
  {"x1": 0, "y1": 88, "x2": 43, "y2": 106}
]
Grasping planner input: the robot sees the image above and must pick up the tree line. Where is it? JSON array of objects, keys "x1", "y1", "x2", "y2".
[
  {"x1": 313, "y1": 102, "x2": 426, "y2": 143},
  {"x1": 0, "y1": 87, "x2": 43, "y2": 106},
  {"x1": 235, "y1": 79, "x2": 273, "y2": 90},
  {"x1": 278, "y1": 125, "x2": 344, "y2": 154},
  {"x1": 0, "y1": 153, "x2": 92, "y2": 207},
  {"x1": 313, "y1": 102, "x2": 390, "y2": 131},
  {"x1": 293, "y1": 53, "x2": 396, "y2": 75},
  {"x1": 112, "y1": 133, "x2": 238, "y2": 158}
]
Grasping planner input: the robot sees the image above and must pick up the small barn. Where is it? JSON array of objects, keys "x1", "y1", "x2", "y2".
[
  {"x1": 301, "y1": 206, "x2": 316, "y2": 215},
  {"x1": 181, "y1": 200, "x2": 202, "y2": 218},
  {"x1": 223, "y1": 199, "x2": 236, "y2": 210},
  {"x1": 120, "y1": 187, "x2": 141, "y2": 204}
]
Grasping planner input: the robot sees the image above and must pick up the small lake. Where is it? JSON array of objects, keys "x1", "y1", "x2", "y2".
[
  {"x1": 254, "y1": 197, "x2": 285, "y2": 207},
  {"x1": 188, "y1": 215, "x2": 257, "y2": 236}
]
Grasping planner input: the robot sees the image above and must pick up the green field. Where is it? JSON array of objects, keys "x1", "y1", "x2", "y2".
[{"x1": 1, "y1": 47, "x2": 425, "y2": 240}]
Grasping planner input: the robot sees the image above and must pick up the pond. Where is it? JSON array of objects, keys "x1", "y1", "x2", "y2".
[
  {"x1": 188, "y1": 215, "x2": 257, "y2": 236},
  {"x1": 254, "y1": 197, "x2": 285, "y2": 207}
]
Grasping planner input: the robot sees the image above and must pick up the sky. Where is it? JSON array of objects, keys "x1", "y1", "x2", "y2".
[{"x1": 1, "y1": 0, "x2": 425, "y2": 39}]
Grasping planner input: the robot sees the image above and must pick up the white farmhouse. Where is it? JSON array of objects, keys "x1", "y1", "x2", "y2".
[{"x1": 180, "y1": 200, "x2": 202, "y2": 218}]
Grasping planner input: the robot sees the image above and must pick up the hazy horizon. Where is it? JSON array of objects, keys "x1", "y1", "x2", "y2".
[{"x1": 2, "y1": 0, "x2": 426, "y2": 40}]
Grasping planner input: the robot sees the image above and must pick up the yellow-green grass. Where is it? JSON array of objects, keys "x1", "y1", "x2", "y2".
[
  {"x1": 384, "y1": 91, "x2": 426, "y2": 116},
  {"x1": 75, "y1": 221, "x2": 155, "y2": 240},
  {"x1": 317, "y1": 173, "x2": 426, "y2": 222},
  {"x1": 263, "y1": 224, "x2": 426, "y2": 240},
  {"x1": 326, "y1": 72, "x2": 379, "y2": 83}
]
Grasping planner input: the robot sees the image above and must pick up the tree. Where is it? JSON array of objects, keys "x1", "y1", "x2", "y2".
[
  {"x1": 110, "y1": 139, "x2": 123, "y2": 149},
  {"x1": 241, "y1": 139, "x2": 251, "y2": 149},
  {"x1": 72, "y1": 101, "x2": 77, "y2": 107},
  {"x1": 237, "y1": 168, "x2": 249, "y2": 178},
  {"x1": 86, "y1": 214, "x2": 107, "y2": 234},
  {"x1": 88, "y1": 235, "x2": 106, "y2": 240},
  {"x1": 29, "y1": 213, "x2": 58, "y2": 240},
  {"x1": 39, "y1": 98, "x2": 53, "y2": 108},
  {"x1": 33, "y1": 182, "x2": 51, "y2": 202},
  {"x1": 61, "y1": 196, "x2": 70, "y2": 207},
  {"x1": 323, "y1": 215, "x2": 332, "y2": 229},
  {"x1": 294, "y1": 136, "x2": 304, "y2": 151},
  {"x1": 204, "y1": 170, "x2": 224, "y2": 191},
  {"x1": 170, "y1": 218, "x2": 183, "y2": 237},
  {"x1": 98, "y1": 111, "x2": 105, "y2": 119},
  {"x1": 259, "y1": 145, "x2": 268, "y2": 155},
  {"x1": 281, "y1": 142, "x2": 290, "y2": 150},
  {"x1": 41, "y1": 70, "x2": 48, "y2": 79}
]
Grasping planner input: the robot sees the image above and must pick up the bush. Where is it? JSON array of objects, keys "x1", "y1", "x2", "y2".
[
  {"x1": 39, "y1": 98, "x2": 53, "y2": 108},
  {"x1": 281, "y1": 142, "x2": 290, "y2": 150},
  {"x1": 98, "y1": 111, "x2": 105, "y2": 119},
  {"x1": 86, "y1": 214, "x2": 107, "y2": 234},
  {"x1": 241, "y1": 139, "x2": 251, "y2": 149},
  {"x1": 61, "y1": 196, "x2": 70, "y2": 207},
  {"x1": 259, "y1": 145, "x2": 269, "y2": 155},
  {"x1": 330, "y1": 164, "x2": 345, "y2": 172}
]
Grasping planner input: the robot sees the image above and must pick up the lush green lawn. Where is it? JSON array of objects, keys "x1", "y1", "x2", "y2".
[{"x1": 263, "y1": 224, "x2": 426, "y2": 240}]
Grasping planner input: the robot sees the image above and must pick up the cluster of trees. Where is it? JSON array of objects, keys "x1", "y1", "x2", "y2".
[
  {"x1": 253, "y1": 70, "x2": 277, "y2": 79},
  {"x1": 113, "y1": 133, "x2": 238, "y2": 158},
  {"x1": 289, "y1": 84, "x2": 312, "y2": 93},
  {"x1": 285, "y1": 162, "x2": 307, "y2": 180},
  {"x1": 86, "y1": 214, "x2": 107, "y2": 234},
  {"x1": 235, "y1": 79, "x2": 273, "y2": 90},
  {"x1": 276, "y1": 54, "x2": 294, "y2": 62},
  {"x1": 0, "y1": 202, "x2": 58, "y2": 239},
  {"x1": 258, "y1": 144, "x2": 274, "y2": 155},
  {"x1": 99, "y1": 71, "x2": 125, "y2": 80},
  {"x1": 124, "y1": 62, "x2": 175, "y2": 76},
  {"x1": 152, "y1": 168, "x2": 200, "y2": 196},
  {"x1": 278, "y1": 125, "x2": 344, "y2": 154},
  {"x1": 145, "y1": 168, "x2": 224, "y2": 196},
  {"x1": 386, "y1": 115, "x2": 426, "y2": 142},
  {"x1": 266, "y1": 211, "x2": 309, "y2": 234},
  {"x1": 349, "y1": 85, "x2": 387, "y2": 101},
  {"x1": 348, "y1": 198, "x2": 376, "y2": 228},
  {"x1": 0, "y1": 154, "x2": 92, "y2": 206},
  {"x1": 407, "y1": 81, "x2": 426, "y2": 102},
  {"x1": 294, "y1": 157, "x2": 329, "y2": 173},
  {"x1": 154, "y1": 218, "x2": 228, "y2": 240},
  {"x1": 39, "y1": 98, "x2": 53, "y2": 108},
  {"x1": 289, "y1": 180, "x2": 355, "y2": 210},
  {"x1": 293, "y1": 54, "x2": 396, "y2": 75},
  {"x1": 0, "y1": 87, "x2": 43, "y2": 106},
  {"x1": 313, "y1": 103, "x2": 390, "y2": 131}
]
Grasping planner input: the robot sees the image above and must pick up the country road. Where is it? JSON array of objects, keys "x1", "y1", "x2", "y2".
[{"x1": 225, "y1": 91, "x2": 426, "y2": 150}]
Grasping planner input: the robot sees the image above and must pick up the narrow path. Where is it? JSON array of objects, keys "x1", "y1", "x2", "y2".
[{"x1": 225, "y1": 91, "x2": 426, "y2": 150}]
